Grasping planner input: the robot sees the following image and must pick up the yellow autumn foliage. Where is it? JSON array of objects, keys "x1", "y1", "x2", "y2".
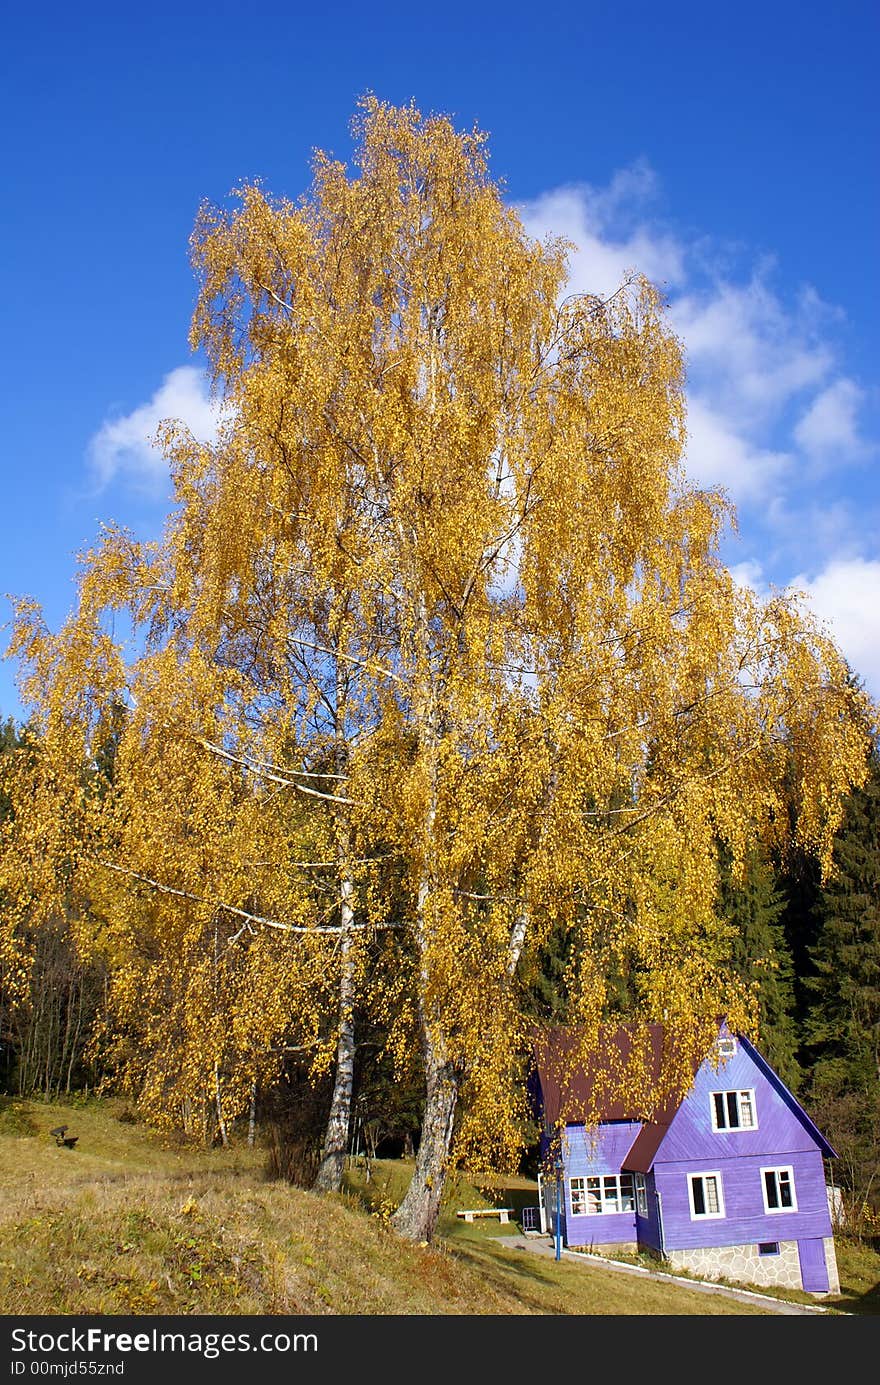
[{"x1": 2, "y1": 100, "x2": 875, "y2": 1234}]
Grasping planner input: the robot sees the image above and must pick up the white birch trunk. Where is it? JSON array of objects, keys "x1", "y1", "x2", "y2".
[
  {"x1": 214, "y1": 1065, "x2": 229, "y2": 1147},
  {"x1": 313, "y1": 875, "x2": 357, "y2": 1191},
  {"x1": 314, "y1": 644, "x2": 358, "y2": 1194},
  {"x1": 247, "y1": 1079, "x2": 257, "y2": 1148}
]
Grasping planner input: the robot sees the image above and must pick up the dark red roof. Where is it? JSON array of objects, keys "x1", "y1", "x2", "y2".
[
  {"x1": 621, "y1": 1120, "x2": 671, "y2": 1174},
  {"x1": 532, "y1": 1022, "x2": 709, "y2": 1172}
]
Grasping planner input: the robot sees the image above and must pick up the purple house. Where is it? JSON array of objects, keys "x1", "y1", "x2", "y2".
[{"x1": 532, "y1": 1023, "x2": 840, "y2": 1295}]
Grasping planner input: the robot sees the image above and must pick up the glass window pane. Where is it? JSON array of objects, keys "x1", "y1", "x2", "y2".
[
  {"x1": 727, "y1": 1091, "x2": 740, "y2": 1128},
  {"x1": 713, "y1": 1092, "x2": 726, "y2": 1127},
  {"x1": 764, "y1": 1170, "x2": 778, "y2": 1208},
  {"x1": 780, "y1": 1173, "x2": 793, "y2": 1207},
  {"x1": 739, "y1": 1092, "x2": 755, "y2": 1127},
  {"x1": 705, "y1": 1176, "x2": 720, "y2": 1214},
  {"x1": 692, "y1": 1177, "x2": 706, "y2": 1216}
]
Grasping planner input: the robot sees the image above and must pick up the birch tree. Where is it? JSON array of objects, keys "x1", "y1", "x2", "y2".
[
  {"x1": 4, "y1": 98, "x2": 874, "y2": 1241},
  {"x1": 186, "y1": 98, "x2": 874, "y2": 1237}
]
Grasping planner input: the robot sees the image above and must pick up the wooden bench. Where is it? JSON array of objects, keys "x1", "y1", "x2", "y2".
[
  {"x1": 50, "y1": 1124, "x2": 79, "y2": 1150},
  {"x1": 456, "y1": 1207, "x2": 514, "y2": 1223}
]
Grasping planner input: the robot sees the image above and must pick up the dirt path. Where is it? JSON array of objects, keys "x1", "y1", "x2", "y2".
[{"x1": 497, "y1": 1234, "x2": 835, "y2": 1316}]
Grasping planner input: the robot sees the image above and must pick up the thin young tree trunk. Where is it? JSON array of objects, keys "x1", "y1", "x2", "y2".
[
  {"x1": 313, "y1": 877, "x2": 356, "y2": 1191},
  {"x1": 247, "y1": 1079, "x2": 257, "y2": 1148},
  {"x1": 314, "y1": 644, "x2": 357, "y2": 1195},
  {"x1": 66, "y1": 977, "x2": 86, "y2": 1094},
  {"x1": 508, "y1": 907, "x2": 529, "y2": 977},
  {"x1": 214, "y1": 1066, "x2": 229, "y2": 1147}
]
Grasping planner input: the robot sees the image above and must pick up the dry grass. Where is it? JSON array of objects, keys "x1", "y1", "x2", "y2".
[{"x1": 0, "y1": 1096, "x2": 837, "y2": 1316}]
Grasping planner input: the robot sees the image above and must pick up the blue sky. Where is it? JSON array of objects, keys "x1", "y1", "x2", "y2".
[{"x1": 2, "y1": 0, "x2": 878, "y2": 717}]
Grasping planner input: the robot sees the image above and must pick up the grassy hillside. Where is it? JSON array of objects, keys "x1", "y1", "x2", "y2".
[{"x1": 0, "y1": 1096, "x2": 875, "y2": 1315}]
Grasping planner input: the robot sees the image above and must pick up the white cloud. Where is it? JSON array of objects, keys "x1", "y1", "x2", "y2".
[
  {"x1": 517, "y1": 169, "x2": 875, "y2": 519},
  {"x1": 725, "y1": 555, "x2": 880, "y2": 697},
  {"x1": 519, "y1": 183, "x2": 685, "y2": 302},
  {"x1": 670, "y1": 277, "x2": 832, "y2": 426},
  {"x1": 89, "y1": 366, "x2": 222, "y2": 490},
  {"x1": 728, "y1": 559, "x2": 765, "y2": 594},
  {"x1": 793, "y1": 378, "x2": 867, "y2": 461},
  {"x1": 790, "y1": 558, "x2": 880, "y2": 694},
  {"x1": 684, "y1": 397, "x2": 791, "y2": 502}
]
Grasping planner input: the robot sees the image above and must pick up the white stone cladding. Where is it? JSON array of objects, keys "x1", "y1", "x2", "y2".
[{"x1": 665, "y1": 1237, "x2": 840, "y2": 1295}]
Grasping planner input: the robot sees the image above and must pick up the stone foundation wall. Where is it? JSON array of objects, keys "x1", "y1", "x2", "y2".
[{"x1": 665, "y1": 1238, "x2": 840, "y2": 1295}]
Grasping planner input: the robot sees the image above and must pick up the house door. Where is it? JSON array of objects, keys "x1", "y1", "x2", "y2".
[
  {"x1": 797, "y1": 1238, "x2": 830, "y2": 1293},
  {"x1": 537, "y1": 1171, "x2": 565, "y2": 1242}
]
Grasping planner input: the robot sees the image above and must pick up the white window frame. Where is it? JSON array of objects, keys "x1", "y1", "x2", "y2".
[
  {"x1": 635, "y1": 1173, "x2": 648, "y2": 1217},
  {"x1": 570, "y1": 1173, "x2": 635, "y2": 1216},
  {"x1": 715, "y1": 1036, "x2": 737, "y2": 1059},
  {"x1": 710, "y1": 1088, "x2": 758, "y2": 1131},
  {"x1": 761, "y1": 1165, "x2": 798, "y2": 1214},
  {"x1": 688, "y1": 1170, "x2": 726, "y2": 1220},
  {"x1": 569, "y1": 1177, "x2": 587, "y2": 1215}
]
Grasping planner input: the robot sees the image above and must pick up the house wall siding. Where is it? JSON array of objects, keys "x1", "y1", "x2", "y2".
[
  {"x1": 657, "y1": 1042, "x2": 818, "y2": 1163},
  {"x1": 561, "y1": 1122, "x2": 641, "y2": 1248},
  {"x1": 652, "y1": 1041, "x2": 834, "y2": 1250},
  {"x1": 655, "y1": 1148, "x2": 832, "y2": 1250},
  {"x1": 638, "y1": 1172, "x2": 663, "y2": 1253}
]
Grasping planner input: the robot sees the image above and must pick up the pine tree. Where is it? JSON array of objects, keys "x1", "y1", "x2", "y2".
[
  {"x1": 0, "y1": 719, "x2": 24, "y2": 823},
  {"x1": 808, "y1": 752, "x2": 880, "y2": 1087},
  {"x1": 805, "y1": 751, "x2": 880, "y2": 1213},
  {"x1": 719, "y1": 845, "x2": 801, "y2": 1091}
]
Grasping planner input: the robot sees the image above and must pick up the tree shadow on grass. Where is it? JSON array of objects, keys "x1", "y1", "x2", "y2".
[{"x1": 442, "y1": 1238, "x2": 573, "y2": 1315}]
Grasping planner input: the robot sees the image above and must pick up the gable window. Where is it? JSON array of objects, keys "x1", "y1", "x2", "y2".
[
  {"x1": 711, "y1": 1089, "x2": 757, "y2": 1131},
  {"x1": 688, "y1": 1171, "x2": 725, "y2": 1219},
  {"x1": 570, "y1": 1174, "x2": 635, "y2": 1215},
  {"x1": 715, "y1": 1036, "x2": 737, "y2": 1059},
  {"x1": 762, "y1": 1166, "x2": 797, "y2": 1214},
  {"x1": 635, "y1": 1174, "x2": 648, "y2": 1217}
]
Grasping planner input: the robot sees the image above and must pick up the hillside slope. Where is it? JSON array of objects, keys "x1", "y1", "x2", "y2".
[{"x1": 0, "y1": 1097, "x2": 853, "y2": 1315}]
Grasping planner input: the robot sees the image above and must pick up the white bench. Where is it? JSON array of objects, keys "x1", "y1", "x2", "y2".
[{"x1": 456, "y1": 1207, "x2": 514, "y2": 1223}]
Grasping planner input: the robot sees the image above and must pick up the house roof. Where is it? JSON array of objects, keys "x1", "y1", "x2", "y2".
[
  {"x1": 531, "y1": 1022, "x2": 838, "y2": 1170},
  {"x1": 621, "y1": 1119, "x2": 672, "y2": 1174},
  {"x1": 531, "y1": 1022, "x2": 696, "y2": 1131}
]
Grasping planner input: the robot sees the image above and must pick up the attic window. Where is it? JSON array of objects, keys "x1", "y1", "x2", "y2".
[
  {"x1": 716, "y1": 1036, "x2": 737, "y2": 1058},
  {"x1": 711, "y1": 1089, "x2": 757, "y2": 1131}
]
